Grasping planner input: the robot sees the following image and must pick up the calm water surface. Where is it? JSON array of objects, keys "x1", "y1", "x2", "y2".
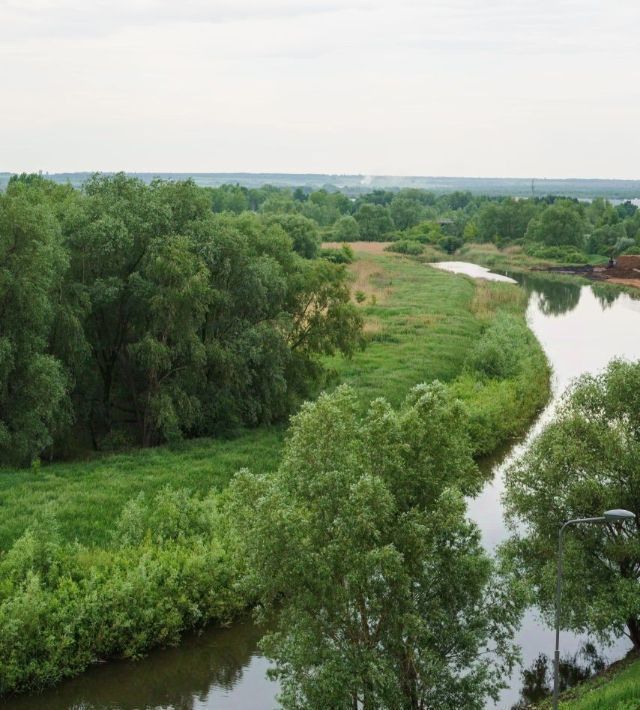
[{"x1": 10, "y1": 266, "x2": 640, "y2": 710}]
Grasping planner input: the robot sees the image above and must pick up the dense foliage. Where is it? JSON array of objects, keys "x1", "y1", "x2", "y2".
[
  {"x1": 0, "y1": 487, "x2": 243, "y2": 694},
  {"x1": 0, "y1": 174, "x2": 363, "y2": 464},
  {"x1": 229, "y1": 384, "x2": 522, "y2": 709},
  {"x1": 11, "y1": 171, "x2": 620, "y2": 465},
  {"x1": 203, "y1": 182, "x2": 640, "y2": 261},
  {"x1": 502, "y1": 359, "x2": 640, "y2": 649}
]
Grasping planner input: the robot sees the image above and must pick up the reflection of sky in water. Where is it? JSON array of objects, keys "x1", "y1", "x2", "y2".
[
  {"x1": 469, "y1": 281, "x2": 640, "y2": 709},
  {"x1": 10, "y1": 271, "x2": 640, "y2": 710}
]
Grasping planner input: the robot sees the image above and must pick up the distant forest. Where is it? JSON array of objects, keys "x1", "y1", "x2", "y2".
[{"x1": 2, "y1": 172, "x2": 640, "y2": 199}]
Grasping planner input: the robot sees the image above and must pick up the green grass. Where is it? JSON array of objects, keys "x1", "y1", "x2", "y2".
[
  {"x1": 326, "y1": 252, "x2": 484, "y2": 406},
  {"x1": 536, "y1": 654, "x2": 640, "y2": 709},
  {"x1": 0, "y1": 429, "x2": 284, "y2": 550}
]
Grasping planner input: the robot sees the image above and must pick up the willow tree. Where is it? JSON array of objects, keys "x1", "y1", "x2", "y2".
[
  {"x1": 503, "y1": 359, "x2": 640, "y2": 648},
  {"x1": 229, "y1": 384, "x2": 520, "y2": 710},
  {"x1": 0, "y1": 183, "x2": 70, "y2": 464}
]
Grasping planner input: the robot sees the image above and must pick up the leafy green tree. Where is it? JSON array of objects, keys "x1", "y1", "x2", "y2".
[
  {"x1": 586, "y1": 198, "x2": 618, "y2": 228},
  {"x1": 57, "y1": 175, "x2": 361, "y2": 450},
  {"x1": 333, "y1": 215, "x2": 360, "y2": 242},
  {"x1": 210, "y1": 184, "x2": 250, "y2": 214},
  {"x1": 263, "y1": 213, "x2": 320, "y2": 259},
  {"x1": 503, "y1": 359, "x2": 640, "y2": 649},
  {"x1": 406, "y1": 221, "x2": 443, "y2": 244},
  {"x1": 476, "y1": 199, "x2": 539, "y2": 244},
  {"x1": 301, "y1": 190, "x2": 351, "y2": 226},
  {"x1": 354, "y1": 203, "x2": 394, "y2": 241},
  {"x1": 0, "y1": 184, "x2": 71, "y2": 464},
  {"x1": 389, "y1": 195, "x2": 423, "y2": 230},
  {"x1": 616, "y1": 200, "x2": 638, "y2": 220},
  {"x1": 525, "y1": 202, "x2": 586, "y2": 249},
  {"x1": 229, "y1": 384, "x2": 520, "y2": 709},
  {"x1": 126, "y1": 234, "x2": 211, "y2": 446},
  {"x1": 586, "y1": 223, "x2": 626, "y2": 255}
]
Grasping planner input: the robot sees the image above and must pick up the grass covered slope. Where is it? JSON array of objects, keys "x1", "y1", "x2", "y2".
[
  {"x1": 327, "y1": 251, "x2": 483, "y2": 404},
  {"x1": 329, "y1": 248, "x2": 550, "y2": 455},
  {"x1": 538, "y1": 654, "x2": 640, "y2": 709},
  {"x1": 0, "y1": 429, "x2": 284, "y2": 551}
]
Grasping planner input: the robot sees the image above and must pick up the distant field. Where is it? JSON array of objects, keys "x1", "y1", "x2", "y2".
[{"x1": 2, "y1": 171, "x2": 640, "y2": 198}]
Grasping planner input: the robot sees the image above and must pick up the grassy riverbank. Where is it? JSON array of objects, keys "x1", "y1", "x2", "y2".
[
  {"x1": 536, "y1": 654, "x2": 640, "y2": 709},
  {"x1": 0, "y1": 248, "x2": 550, "y2": 695}
]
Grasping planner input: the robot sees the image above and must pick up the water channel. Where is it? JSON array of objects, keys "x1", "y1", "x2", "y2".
[{"x1": 9, "y1": 264, "x2": 640, "y2": 709}]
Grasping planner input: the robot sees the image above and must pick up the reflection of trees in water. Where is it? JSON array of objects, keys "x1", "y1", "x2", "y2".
[
  {"x1": 591, "y1": 283, "x2": 621, "y2": 311},
  {"x1": 510, "y1": 643, "x2": 606, "y2": 709},
  {"x1": 5, "y1": 621, "x2": 266, "y2": 710},
  {"x1": 510, "y1": 273, "x2": 582, "y2": 316}
]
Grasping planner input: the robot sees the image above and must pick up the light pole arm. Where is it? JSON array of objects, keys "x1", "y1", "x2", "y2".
[{"x1": 552, "y1": 517, "x2": 606, "y2": 709}]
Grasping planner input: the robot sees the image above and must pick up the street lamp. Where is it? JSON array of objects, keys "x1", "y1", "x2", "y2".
[{"x1": 552, "y1": 509, "x2": 636, "y2": 709}]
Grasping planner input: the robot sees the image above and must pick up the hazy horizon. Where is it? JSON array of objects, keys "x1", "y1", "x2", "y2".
[{"x1": 2, "y1": 1, "x2": 639, "y2": 178}]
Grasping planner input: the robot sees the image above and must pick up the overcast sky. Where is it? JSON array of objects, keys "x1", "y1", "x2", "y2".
[{"x1": 1, "y1": 0, "x2": 639, "y2": 178}]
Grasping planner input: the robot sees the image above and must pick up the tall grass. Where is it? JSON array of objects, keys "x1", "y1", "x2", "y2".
[{"x1": 538, "y1": 654, "x2": 640, "y2": 709}]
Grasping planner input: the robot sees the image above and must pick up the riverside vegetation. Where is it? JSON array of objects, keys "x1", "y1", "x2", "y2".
[{"x1": 7, "y1": 172, "x2": 621, "y2": 705}]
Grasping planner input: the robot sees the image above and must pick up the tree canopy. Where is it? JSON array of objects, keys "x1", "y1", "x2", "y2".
[
  {"x1": 229, "y1": 384, "x2": 521, "y2": 709},
  {"x1": 0, "y1": 174, "x2": 363, "y2": 463},
  {"x1": 503, "y1": 359, "x2": 640, "y2": 649}
]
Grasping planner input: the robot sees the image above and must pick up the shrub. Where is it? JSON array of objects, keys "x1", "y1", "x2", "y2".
[
  {"x1": 524, "y1": 243, "x2": 587, "y2": 263},
  {"x1": 0, "y1": 488, "x2": 245, "y2": 695},
  {"x1": 465, "y1": 313, "x2": 530, "y2": 380},
  {"x1": 384, "y1": 239, "x2": 424, "y2": 255},
  {"x1": 320, "y1": 244, "x2": 354, "y2": 264}
]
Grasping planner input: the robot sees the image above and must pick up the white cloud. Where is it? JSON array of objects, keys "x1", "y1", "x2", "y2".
[{"x1": 0, "y1": 0, "x2": 639, "y2": 177}]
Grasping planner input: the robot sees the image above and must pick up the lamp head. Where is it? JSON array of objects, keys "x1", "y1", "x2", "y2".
[{"x1": 604, "y1": 509, "x2": 636, "y2": 523}]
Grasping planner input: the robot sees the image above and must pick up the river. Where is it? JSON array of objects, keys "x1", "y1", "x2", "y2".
[{"x1": 9, "y1": 265, "x2": 640, "y2": 710}]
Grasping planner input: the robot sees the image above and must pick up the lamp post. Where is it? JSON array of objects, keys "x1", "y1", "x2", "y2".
[{"x1": 552, "y1": 509, "x2": 636, "y2": 709}]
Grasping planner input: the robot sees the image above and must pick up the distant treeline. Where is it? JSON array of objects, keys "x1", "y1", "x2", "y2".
[
  {"x1": 204, "y1": 182, "x2": 640, "y2": 259},
  {"x1": 0, "y1": 174, "x2": 363, "y2": 465},
  {"x1": 3, "y1": 172, "x2": 640, "y2": 199}
]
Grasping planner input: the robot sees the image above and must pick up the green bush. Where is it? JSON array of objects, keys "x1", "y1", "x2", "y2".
[
  {"x1": 450, "y1": 312, "x2": 549, "y2": 455},
  {"x1": 384, "y1": 239, "x2": 424, "y2": 255},
  {"x1": 0, "y1": 488, "x2": 245, "y2": 695},
  {"x1": 524, "y1": 243, "x2": 588, "y2": 263},
  {"x1": 320, "y1": 244, "x2": 354, "y2": 264},
  {"x1": 465, "y1": 313, "x2": 530, "y2": 380}
]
